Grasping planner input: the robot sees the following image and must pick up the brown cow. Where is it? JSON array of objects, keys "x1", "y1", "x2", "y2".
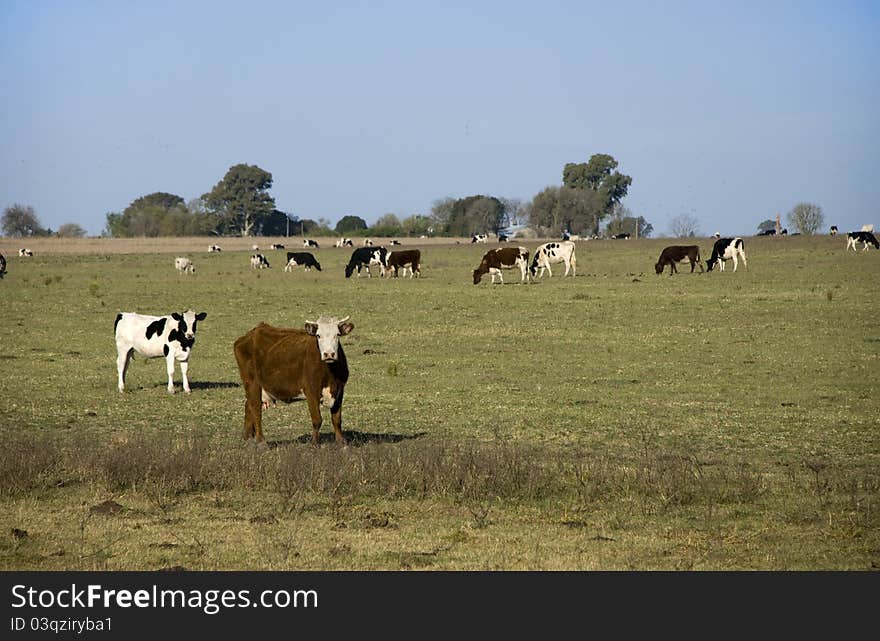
[
  {"x1": 473, "y1": 246, "x2": 530, "y2": 284},
  {"x1": 386, "y1": 249, "x2": 421, "y2": 278},
  {"x1": 655, "y1": 245, "x2": 704, "y2": 275},
  {"x1": 233, "y1": 316, "x2": 353, "y2": 445}
]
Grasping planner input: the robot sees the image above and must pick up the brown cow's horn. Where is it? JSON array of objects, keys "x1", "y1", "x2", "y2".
[{"x1": 338, "y1": 315, "x2": 350, "y2": 324}]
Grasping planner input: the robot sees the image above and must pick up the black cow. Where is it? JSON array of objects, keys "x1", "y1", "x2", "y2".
[
  {"x1": 345, "y1": 246, "x2": 388, "y2": 278},
  {"x1": 655, "y1": 245, "x2": 703, "y2": 275},
  {"x1": 284, "y1": 251, "x2": 322, "y2": 272}
]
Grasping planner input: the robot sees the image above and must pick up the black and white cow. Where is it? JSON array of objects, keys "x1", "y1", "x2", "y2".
[
  {"x1": 611, "y1": 233, "x2": 631, "y2": 240},
  {"x1": 284, "y1": 251, "x2": 322, "y2": 271},
  {"x1": 757, "y1": 228, "x2": 776, "y2": 236},
  {"x1": 706, "y1": 237, "x2": 748, "y2": 272},
  {"x1": 846, "y1": 231, "x2": 880, "y2": 252},
  {"x1": 530, "y1": 241, "x2": 577, "y2": 278},
  {"x1": 363, "y1": 239, "x2": 374, "y2": 246},
  {"x1": 18, "y1": 248, "x2": 33, "y2": 257},
  {"x1": 114, "y1": 310, "x2": 207, "y2": 394},
  {"x1": 0, "y1": 253, "x2": 6, "y2": 279},
  {"x1": 250, "y1": 254, "x2": 270, "y2": 269},
  {"x1": 174, "y1": 257, "x2": 195, "y2": 274},
  {"x1": 335, "y1": 238, "x2": 354, "y2": 247},
  {"x1": 471, "y1": 234, "x2": 489, "y2": 244},
  {"x1": 269, "y1": 243, "x2": 285, "y2": 250},
  {"x1": 389, "y1": 239, "x2": 402, "y2": 246},
  {"x1": 208, "y1": 244, "x2": 222, "y2": 252},
  {"x1": 830, "y1": 226, "x2": 838, "y2": 236},
  {"x1": 345, "y1": 246, "x2": 388, "y2": 278},
  {"x1": 498, "y1": 233, "x2": 509, "y2": 242},
  {"x1": 304, "y1": 239, "x2": 320, "y2": 248}
]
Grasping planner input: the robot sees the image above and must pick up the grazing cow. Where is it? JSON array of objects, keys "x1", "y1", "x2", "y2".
[
  {"x1": 269, "y1": 243, "x2": 285, "y2": 250},
  {"x1": 284, "y1": 251, "x2": 322, "y2": 271},
  {"x1": 757, "y1": 228, "x2": 776, "y2": 236},
  {"x1": 363, "y1": 238, "x2": 374, "y2": 246},
  {"x1": 387, "y1": 249, "x2": 421, "y2": 278},
  {"x1": 846, "y1": 231, "x2": 880, "y2": 252},
  {"x1": 335, "y1": 238, "x2": 353, "y2": 248},
  {"x1": 655, "y1": 245, "x2": 704, "y2": 275},
  {"x1": 611, "y1": 233, "x2": 631, "y2": 240},
  {"x1": 174, "y1": 257, "x2": 195, "y2": 274},
  {"x1": 252, "y1": 244, "x2": 260, "y2": 251},
  {"x1": 471, "y1": 234, "x2": 489, "y2": 244},
  {"x1": 233, "y1": 316, "x2": 354, "y2": 445},
  {"x1": 530, "y1": 241, "x2": 577, "y2": 278},
  {"x1": 830, "y1": 226, "x2": 838, "y2": 236},
  {"x1": 250, "y1": 254, "x2": 270, "y2": 269},
  {"x1": 18, "y1": 248, "x2": 33, "y2": 257},
  {"x1": 713, "y1": 232, "x2": 721, "y2": 239},
  {"x1": 304, "y1": 239, "x2": 319, "y2": 248},
  {"x1": 473, "y1": 246, "x2": 530, "y2": 284},
  {"x1": 498, "y1": 233, "x2": 509, "y2": 242},
  {"x1": 0, "y1": 253, "x2": 6, "y2": 279},
  {"x1": 208, "y1": 244, "x2": 222, "y2": 252},
  {"x1": 389, "y1": 239, "x2": 401, "y2": 246},
  {"x1": 345, "y1": 246, "x2": 388, "y2": 278},
  {"x1": 780, "y1": 228, "x2": 788, "y2": 235},
  {"x1": 861, "y1": 224, "x2": 875, "y2": 233},
  {"x1": 114, "y1": 309, "x2": 207, "y2": 394},
  {"x1": 706, "y1": 237, "x2": 748, "y2": 272}
]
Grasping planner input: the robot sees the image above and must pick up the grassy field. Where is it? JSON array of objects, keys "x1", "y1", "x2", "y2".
[{"x1": 0, "y1": 234, "x2": 878, "y2": 570}]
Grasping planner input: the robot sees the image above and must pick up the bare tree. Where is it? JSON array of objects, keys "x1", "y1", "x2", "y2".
[
  {"x1": 787, "y1": 202, "x2": 824, "y2": 235},
  {"x1": 57, "y1": 223, "x2": 87, "y2": 238},
  {"x1": 669, "y1": 213, "x2": 701, "y2": 238},
  {"x1": 2, "y1": 203, "x2": 47, "y2": 237}
]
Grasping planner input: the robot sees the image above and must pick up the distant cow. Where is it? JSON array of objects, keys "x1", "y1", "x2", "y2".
[
  {"x1": 530, "y1": 241, "x2": 577, "y2": 278},
  {"x1": 473, "y1": 246, "x2": 529, "y2": 284},
  {"x1": 233, "y1": 316, "x2": 354, "y2": 445},
  {"x1": 363, "y1": 239, "x2": 374, "y2": 246},
  {"x1": 250, "y1": 254, "x2": 270, "y2": 269},
  {"x1": 284, "y1": 251, "x2": 322, "y2": 271},
  {"x1": 387, "y1": 249, "x2": 421, "y2": 278},
  {"x1": 389, "y1": 239, "x2": 401, "y2": 246},
  {"x1": 706, "y1": 237, "x2": 747, "y2": 272},
  {"x1": 18, "y1": 248, "x2": 33, "y2": 257},
  {"x1": 304, "y1": 239, "x2": 319, "y2": 248},
  {"x1": 611, "y1": 233, "x2": 631, "y2": 240},
  {"x1": 208, "y1": 244, "x2": 222, "y2": 252},
  {"x1": 757, "y1": 229, "x2": 776, "y2": 236},
  {"x1": 830, "y1": 226, "x2": 838, "y2": 236},
  {"x1": 269, "y1": 243, "x2": 285, "y2": 250},
  {"x1": 655, "y1": 245, "x2": 703, "y2": 275},
  {"x1": 252, "y1": 245, "x2": 260, "y2": 251},
  {"x1": 498, "y1": 233, "x2": 509, "y2": 242},
  {"x1": 471, "y1": 234, "x2": 489, "y2": 244},
  {"x1": 114, "y1": 309, "x2": 207, "y2": 394},
  {"x1": 562, "y1": 232, "x2": 580, "y2": 241},
  {"x1": 345, "y1": 246, "x2": 388, "y2": 278},
  {"x1": 846, "y1": 231, "x2": 880, "y2": 252},
  {"x1": 0, "y1": 253, "x2": 6, "y2": 279},
  {"x1": 861, "y1": 224, "x2": 875, "y2": 233},
  {"x1": 174, "y1": 257, "x2": 195, "y2": 274},
  {"x1": 335, "y1": 238, "x2": 353, "y2": 247}
]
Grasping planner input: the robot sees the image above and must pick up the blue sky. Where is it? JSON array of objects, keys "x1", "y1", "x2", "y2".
[{"x1": 2, "y1": 0, "x2": 878, "y2": 236}]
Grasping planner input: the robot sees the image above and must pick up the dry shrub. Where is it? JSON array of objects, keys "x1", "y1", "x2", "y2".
[{"x1": 0, "y1": 434, "x2": 61, "y2": 495}]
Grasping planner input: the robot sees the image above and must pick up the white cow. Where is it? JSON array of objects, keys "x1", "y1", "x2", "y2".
[
  {"x1": 174, "y1": 257, "x2": 195, "y2": 274},
  {"x1": 250, "y1": 254, "x2": 270, "y2": 269},
  {"x1": 861, "y1": 224, "x2": 875, "y2": 233},
  {"x1": 335, "y1": 238, "x2": 353, "y2": 247},
  {"x1": 363, "y1": 239, "x2": 374, "y2": 246},
  {"x1": 529, "y1": 241, "x2": 577, "y2": 278},
  {"x1": 114, "y1": 310, "x2": 207, "y2": 394},
  {"x1": 208, "y1": 244, "x2": 222, "y2": 252}
]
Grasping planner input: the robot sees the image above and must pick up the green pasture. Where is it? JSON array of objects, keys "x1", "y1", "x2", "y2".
[{"x1": 0, "y1": 235, "x2": 878, "y2": 570}]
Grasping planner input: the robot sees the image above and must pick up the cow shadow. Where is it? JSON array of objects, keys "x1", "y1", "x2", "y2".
[
  {"x1": 151, "y1": 381, "x2": 241, "y2": 390},
  {"x1": 267, "y1": 430, "x2": 428, "y2": 449}
]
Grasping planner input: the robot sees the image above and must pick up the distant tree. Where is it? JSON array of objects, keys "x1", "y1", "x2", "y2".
[
  {"x1": 441, "y1": 195, "x2": 506, "y2": 236},
  {"x1": 371, "y1": 213, "x2": 403, "y2": 237},
  {"x1": 562, "y1": 153, "x2": 632, "y2": 234},
  {"x1": 756, "y1": 219, "x2": 776, "y2": 233},
  {"x1": 528, "y1": 185, "x2": 602, "y2": 236},
  {"x1": 605, "y1": 206, "x2": 652, "y2": 238},
  {"x1": 2, "y1": 203, "x2": 47, "y2": 238},
  {"x1": 401, "y1": 214, "x2": 432, "y2": 237},
  {"x1": 669, "y1": 213, "x2": 701, "y2": 238},
  {"x1": 429, "y1": 197, "x2": 456, "y2": 231},
  {"x1": 254, "y1": 209, "x2": 296, "y2": 236},
  {"x1": 56, "y1": 223, "x2": 87, "y2": 238},
  {"x1": 500, "y1": 198, "x2": 526, "y2": 227},
  {"x1": 202, "y1": 164, "x2": 276, "y2": 236},
  {"x1": 335, "y1": 215, "x2": 368, "y2": 234},
  {"x1": 787, "y1": 202, "x2": 824, "y2": 235}
]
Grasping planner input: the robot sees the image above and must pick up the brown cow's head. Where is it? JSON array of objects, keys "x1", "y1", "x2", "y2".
[{"x1": 305, "y1": 315, "x2": 354, "y2": 362}]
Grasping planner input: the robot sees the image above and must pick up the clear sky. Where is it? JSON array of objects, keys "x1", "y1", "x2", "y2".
[{"x1": 2, "y1": 0, "x2": 878, "y2": 237}]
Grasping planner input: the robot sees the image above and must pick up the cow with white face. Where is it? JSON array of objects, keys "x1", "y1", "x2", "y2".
[
  {"x1": 114, "y1": 309, "x2": 207, "y2": 394},
  {"x1": 250, "y1": 254, "x2": 270, "y2": 269},
  {"x1": 530, "y1": 241, "x2": 577, "y2": 278}
]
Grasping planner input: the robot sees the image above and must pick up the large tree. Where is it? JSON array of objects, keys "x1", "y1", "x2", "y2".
[
  {"x1": 203, "y1": 164, "x2": 276, "y2": 236},
  {"x1": 335, "y1": 215, "x2": 368, "y2": 234},
  {"x1": 562, "y1": 153, "x2": 632, "y2": 235},
  {"x1": 2, "y1": 203, "x2": 47, "y2": 238},
  {"x1": 103, "y1": 191, "x2": 215, "y2": 237},
  {"x1": 787, "y1": 202, "x2": 824, "y2": 235},
  {"x1": 528, "y1": 185, "x2": 603, "y2": 236}
]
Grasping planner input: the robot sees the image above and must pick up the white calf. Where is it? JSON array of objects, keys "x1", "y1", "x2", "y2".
[
  {"x1": 114, "y1": 310, "x2": 207, "y2": 394},
  {"x1": 174, "y1": 257, "x2": 195, "y2": 274}
]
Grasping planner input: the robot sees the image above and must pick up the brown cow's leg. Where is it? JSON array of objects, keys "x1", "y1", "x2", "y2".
[
  {"x1": 244, "y1": 381, "x2": 263, "y2": 442},
  {"x1": 306, "y1": 394, "x2": 323, "y2": 446}
]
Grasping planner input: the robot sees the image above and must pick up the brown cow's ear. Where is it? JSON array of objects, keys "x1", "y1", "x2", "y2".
[
  {"x1": 304, "y1": 322, "x2": 318, "y2": 335},
  {"x1": 338, "y1": 321, "x2": 354, "y2": 336}
]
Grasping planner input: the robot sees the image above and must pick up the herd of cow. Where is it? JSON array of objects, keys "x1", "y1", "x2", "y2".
[{"x1": 3, "y1": 226, "x2": 877, "y2": 447}]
